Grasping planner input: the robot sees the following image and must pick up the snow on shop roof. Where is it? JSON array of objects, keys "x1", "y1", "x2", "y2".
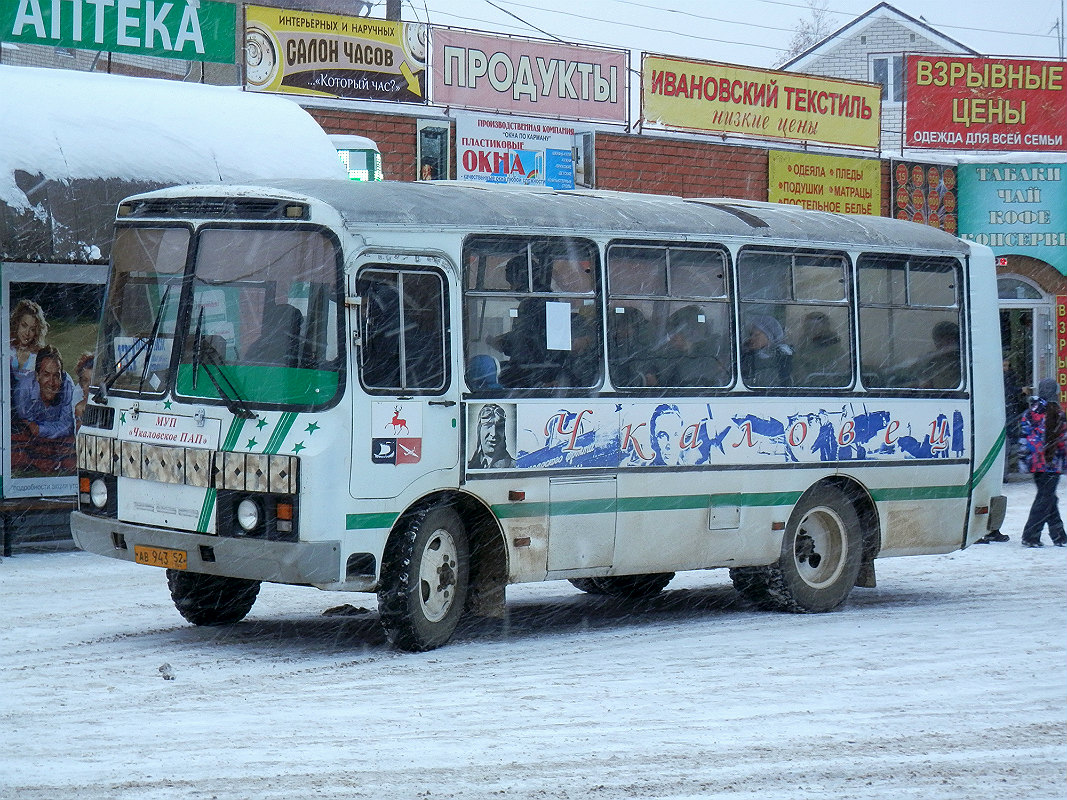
[{"x1": 0, "y1": 65, "x2": 347, "y2": 212}]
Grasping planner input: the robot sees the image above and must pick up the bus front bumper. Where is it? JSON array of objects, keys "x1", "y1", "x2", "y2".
[{"x1": 70, "y1": 511, "x2": 341, "y2": 585}]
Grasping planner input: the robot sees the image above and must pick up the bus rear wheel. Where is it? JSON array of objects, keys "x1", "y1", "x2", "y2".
[
  {"x1": 166, "y1": 570, "x2": 261, "y2": 626},
  {"x1": 569, "y1": 573, "x2": 674, "y2": 598},
  {"x1": 730, "y1": 486, "x2": 862, "y2": 613},
  {"x1": 378, "y1": 506, "x2": 470, "y2": 652}
]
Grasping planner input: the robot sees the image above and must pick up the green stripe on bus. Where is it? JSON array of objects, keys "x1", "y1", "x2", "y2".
[
  {"x1": 491, "y1": 490, "x2": 805, "y2": 519},
  {"x1": 970, "y1": 428, "x2": 1006, "y2": 489},
  {"x1": 342, "y1": 438, "x2": 1008, "y2": 532},
  {"x1": 346, "y1": 512, "x2": 400, "y2": 530},
  {"x1": 265, "y1": 412, "x2": 297, "y2": 454},
  {"x1": 197, "y1": 488, "x2": 216, "y2": 533},
  {"x1": 220, "y1": 417, "x2": 247, "y2": 452},
  {"x1": 869, "y1": 484, "x2": 968, "y2": 502}
]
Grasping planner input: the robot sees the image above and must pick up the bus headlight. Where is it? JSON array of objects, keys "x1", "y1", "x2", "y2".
[
  {"x1": 90, "y1": 478, "x2": 109, "y2": 509},
  {"x1": 236, "y1": 498, "x2": 261, "y2": 533}
]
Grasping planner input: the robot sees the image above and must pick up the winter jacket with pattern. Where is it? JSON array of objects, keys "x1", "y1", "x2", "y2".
[{"x1": 1021, "y1": 396, "x2": 1067, "y2": 474}]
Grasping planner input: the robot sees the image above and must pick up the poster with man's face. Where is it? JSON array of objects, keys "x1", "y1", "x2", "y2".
[{"x1": 2, "y1": 265, "x2": 107, "y2": 498}]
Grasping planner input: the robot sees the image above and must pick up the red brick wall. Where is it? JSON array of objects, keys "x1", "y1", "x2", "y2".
[
  {"x1": 594, "y1": 132, "x2": 767, "y2": 199},
  {"x1": 307, "y1": 109, "x2": 418, "y2": 182}
]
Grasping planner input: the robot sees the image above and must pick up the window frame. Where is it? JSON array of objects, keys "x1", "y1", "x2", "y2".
[
  {"x1": 605, "y1": 240, "x2": 733, "y2": 392},
  {"x1": 462, "y1": 235, "x2": 602, "y2": 395},
  {"x1": 737, "y1": 246, "x2": 854, "y2": 390},
  {"x1": 857, "y1": 253, "x2": 965, "y2": 392},
  {"x1": 356, "y1": 265, "x2": 450, "y2": 396}
]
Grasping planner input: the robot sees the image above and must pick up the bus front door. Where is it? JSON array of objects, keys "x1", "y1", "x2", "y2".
[{"x1": 352, "y1": 263, "x2": 460, "y2": 500}]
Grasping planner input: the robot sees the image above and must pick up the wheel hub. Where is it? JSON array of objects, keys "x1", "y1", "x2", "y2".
[
  {"x1": 794, "y1": 508, "x2": 846, "y2": 589},
  {"x1": 418, "y1": 528, "x2": 458, "y2": 622}
]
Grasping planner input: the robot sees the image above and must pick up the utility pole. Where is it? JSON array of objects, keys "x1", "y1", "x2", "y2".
[{"x1": 386, "y1": 0, "x2": 402, "y2": 21}]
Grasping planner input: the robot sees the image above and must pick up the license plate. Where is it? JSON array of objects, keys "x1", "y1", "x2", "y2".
[{"x1": 134, "y1": 545, "x2": 188, "y2": 570}]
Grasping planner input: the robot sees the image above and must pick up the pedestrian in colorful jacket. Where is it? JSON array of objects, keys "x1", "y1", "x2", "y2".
[{"x1": 1020, "y1": 378, "x2": 1067, "y2": 547}]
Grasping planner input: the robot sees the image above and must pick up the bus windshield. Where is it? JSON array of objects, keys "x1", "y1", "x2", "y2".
[
  {"x1": 96, "y1": 226, "x2": 189, "y2": 397},
  {"x1": 97, "y1": 226, "x2": 343, "y2": 409}
]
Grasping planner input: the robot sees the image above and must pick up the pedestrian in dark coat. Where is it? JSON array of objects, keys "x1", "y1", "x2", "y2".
[{"x1": 1020, "y1": 378, "x2": 1067, "y2": 547}]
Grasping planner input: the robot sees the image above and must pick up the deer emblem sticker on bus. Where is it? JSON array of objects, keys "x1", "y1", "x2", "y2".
[{"x1": 371, "y1": 402, "x2": 422, "y2": 464}]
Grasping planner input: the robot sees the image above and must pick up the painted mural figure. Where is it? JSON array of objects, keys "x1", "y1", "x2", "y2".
[
  {"x1": 650, "y1": 404, "x2": 686, "y2": 466},
  {"x1": 468, "y1": 403, "x2": 515, "y2": 469}
]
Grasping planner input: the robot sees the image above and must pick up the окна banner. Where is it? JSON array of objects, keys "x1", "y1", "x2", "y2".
[
  {"x1": 906, "y1": 56, "x2": 1067, "y2": 152},
  {"x1": 642, "y1": 54, "x2": 881, "y2": 150},
  {"x1": 244, "y1": 5, "x2": 427, "y2": 103}
]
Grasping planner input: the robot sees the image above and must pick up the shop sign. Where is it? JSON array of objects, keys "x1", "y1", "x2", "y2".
[
  {"x1": 906, "y1": 56, "x2": 1067, "y2": 152},
  {"x1": 642, "y1": 54, "x2": 881, "y2": 149},
  {"x1": 2, "y1": 0, "x2": 236, "y2": 63},
  {"x1": 244, "y1": 5, "x2": 427, "y2": 103},
  {"x1": 768, "y1": 151, "x2": 879, "y2": 214},
  {"x1": 891, "y1": 161, "x2": 958, "y2": 233},
  {"x1": 958, "y1": 163, "x2": 1067, "y2": 275},
  {"x1": 455, "y1": 113, "x2": 577, "y2": 189},
  {"x1": 433, "y1": 28, "x2": 627, "y2": 124}
]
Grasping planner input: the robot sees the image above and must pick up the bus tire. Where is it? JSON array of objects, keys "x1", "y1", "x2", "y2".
[
  {"x1": 569, "y1": 573, "x2": 674, "y2": 598},
  {"x1": 378, "y1": 506, "x2": 469, "y2": 652},
  {"x1": 166, "y1": 570, "x2": 261, "y2": 626},
  {"x1": 730, "y1": 486, "x2": 862, "y2": 613}
]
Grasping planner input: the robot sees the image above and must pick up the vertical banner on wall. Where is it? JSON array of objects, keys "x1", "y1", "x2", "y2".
[
  {"x1": 891, "y1": 161, "x2": 958, "y2": 233},
  {"x1": 768, "y1": 151, "x2": 880, "y2": 213},
  {"x1": 455, "y1": 113, "x2": 578, "y2": 188},
  {"x1": 2, "y1": 264, "x2": 108, "y2": 499},
  {"x1": 1057, "y1": 296, "x2": 1067, "y2": 406}
]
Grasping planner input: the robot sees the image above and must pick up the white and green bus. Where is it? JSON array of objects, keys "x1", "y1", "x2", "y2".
[{"x1": 71, "y1": 181, "x2": 1007, "y2": 651}]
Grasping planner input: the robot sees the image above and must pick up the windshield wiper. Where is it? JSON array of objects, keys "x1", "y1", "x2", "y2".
[
  {"x1": 190, "y1": 307, "x2": 256, "y2": 420},
  {"x1": 93, "y1": 285, "x2": 171, "y2": 403}
]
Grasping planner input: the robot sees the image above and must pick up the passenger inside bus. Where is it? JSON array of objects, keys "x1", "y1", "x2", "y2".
[
  {"x1": 791, "y1": 310, "x2": 850, "y2": 387},
  {"x1": 609, "y1": 306, "x2": 657, "y2": 387},
  {"x1": 651, "y1": 304, "x2": 729, "y2": 388},
  {"x1": 466, "y1": 354, "x2": 502, "y2": 391},
  {"x1": 246, "y1": 302, "x2": 303, "y2": 367},
  {"x1": 741, "y1": 314, "x2": 793, "y2": 387},
  {"x1": 919, "y1": 320, "x2": 961, "y2": 389}
]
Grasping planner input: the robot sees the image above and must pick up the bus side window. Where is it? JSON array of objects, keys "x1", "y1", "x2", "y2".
[
  {"x1": 858, "y1": 255, "x2": 962, "y2": 390},
  {"x1": 358, "y1": 268, "x2": 447, "y2": 393},
  {"x1": 607, "y1": 243, "x2": 731, "y2": 390},
  {"x1": 738, "y1": 248, "x2": 852, "y2": 389},
  {"x1": 463, "y1": 237, "x2": 601, "y2": 391}
]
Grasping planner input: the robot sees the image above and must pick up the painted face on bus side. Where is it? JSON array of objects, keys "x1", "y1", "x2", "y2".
[
  {"x1": 651, "y1": 407, "x2": 684, "y2": 466},
  {"x1": 15, "y1": 313, "x2": 40, "y2": 348},
  {"x1": 477, "y1": 406, "x2": 507, "y2": 457},
  {"x1": 37, "y1": 356, "x2": 63, "y2": 405}
]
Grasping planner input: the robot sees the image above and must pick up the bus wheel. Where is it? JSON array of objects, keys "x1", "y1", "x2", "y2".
[
  {"x1": 166, "y1": 570, "x2": 261, "y2": 626},
  {"x1": 570, "y1": 573, "x2": 674, "y2": 598},
  {"x1": 378, "y1": 506, "x2": 470, "y2": 651},
  {"x1": 730, "y1": 486, "x2": 862, "y2": 613}
]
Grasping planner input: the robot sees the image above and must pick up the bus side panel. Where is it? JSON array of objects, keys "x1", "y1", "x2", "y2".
[{"x1": 964, "y1": 242, "x2": 1006, "y2": 546}]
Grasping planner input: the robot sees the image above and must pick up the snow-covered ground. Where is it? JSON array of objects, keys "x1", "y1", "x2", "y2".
[{"x1": 2, "y1": 479, "x2": 1064, "y2": 800}]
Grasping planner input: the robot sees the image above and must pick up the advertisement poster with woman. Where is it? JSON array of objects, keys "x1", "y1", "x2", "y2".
[{"x1": 2, "y1": 265, "x2": 106, "y2": 498}]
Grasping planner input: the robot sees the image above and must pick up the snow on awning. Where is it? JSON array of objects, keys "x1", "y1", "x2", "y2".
[{"x1": 0, "y1": 65, "x2": 347, "y2": 212}]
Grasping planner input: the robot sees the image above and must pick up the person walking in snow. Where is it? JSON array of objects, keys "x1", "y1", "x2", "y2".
[{"x1": 1019, "y1": 378, "x2": 1067, "y2": 548}]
